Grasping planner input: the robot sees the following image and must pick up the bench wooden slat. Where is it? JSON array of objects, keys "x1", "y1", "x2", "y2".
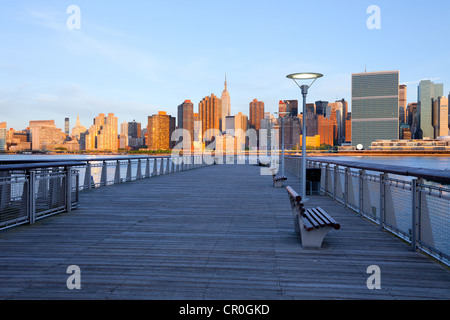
[
  {"x1": 305, "y1": 209, "x2": 325, "y2": 228},
  {"x1": 316, "y1": 207, "x2": 341, "y2": 230},
  {"x1": 303, "y1": 210, "x2": 320, "y2": 230},
  {"x1": 301, "y1": 214, "x2": 316, "y2": 231},
  {"x1": 310, "y1": 207, "x2": 332, "y2": 227}
]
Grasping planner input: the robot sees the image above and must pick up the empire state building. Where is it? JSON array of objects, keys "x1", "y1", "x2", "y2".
[{"x1": 221, "y1": 74, "x2": 231, "y2": 132}]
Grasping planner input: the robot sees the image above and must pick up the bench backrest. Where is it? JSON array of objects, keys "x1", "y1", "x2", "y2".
[{"x1": 286, "y1": 186, "x2": 304, "y2": 213}]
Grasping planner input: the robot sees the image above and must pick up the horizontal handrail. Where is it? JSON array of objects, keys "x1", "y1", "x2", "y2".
[
  {"x1": 302, "y1": 156, "x2": 450, "y2": 184},
  {"x1": 0, "y1": 161, "x2": 87, "y2": 171}
]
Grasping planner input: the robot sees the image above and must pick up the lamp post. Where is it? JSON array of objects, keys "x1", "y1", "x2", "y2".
[
  {"x1": 286, "y1": 73, "x2": 323, "y2": 201},
  {"x1": 274, "y1": 111, "x2": 290, "y2": 176}
]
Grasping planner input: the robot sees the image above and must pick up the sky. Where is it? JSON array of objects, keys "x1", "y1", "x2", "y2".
[{"x1": 1, "y1": 0, "x2": 449, "y2": 131}]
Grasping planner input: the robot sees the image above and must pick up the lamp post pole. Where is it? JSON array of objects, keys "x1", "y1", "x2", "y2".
[
  {"x1": 286, "y1": 72, "x2": 323, "y2": 202},
  {"x1": 301, "y1": 85, "x2": 308, "y2": 201}
]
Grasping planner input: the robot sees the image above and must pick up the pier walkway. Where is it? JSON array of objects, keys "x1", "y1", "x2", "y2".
[{"x1": 0, "y1": 163, "x2": 449, "y2": 299}]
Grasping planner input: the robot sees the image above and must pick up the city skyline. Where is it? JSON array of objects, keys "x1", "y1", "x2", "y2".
[{"x1": 1, "y1": 1, "x2": 450, "y2": 130}]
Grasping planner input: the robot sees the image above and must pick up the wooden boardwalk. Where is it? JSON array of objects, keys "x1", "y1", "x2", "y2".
[{"x1": 0, "y1": 163, "x2": 449, "y2": 300}]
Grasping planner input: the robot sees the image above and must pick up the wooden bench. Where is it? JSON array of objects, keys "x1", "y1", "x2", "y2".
[
  {"x1": 273, "y1": 175, "x2": 287, "y2": 188},
  {"x1": 286, "y1": 186, "x2": 340, "y2": 248}
]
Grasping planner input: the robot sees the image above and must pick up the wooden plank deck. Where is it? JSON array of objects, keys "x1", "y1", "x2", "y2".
[{"x1": 0, "y1": 163, "x2": 449, "y2": 300}]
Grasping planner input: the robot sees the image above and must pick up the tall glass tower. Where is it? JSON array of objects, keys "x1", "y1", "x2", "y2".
[
  {"x1": 418, "y1": 80, "x2": 444, "y2": 139},
  {"x1": 351, "y1": 71, "x2": 399, "y2": 149}
]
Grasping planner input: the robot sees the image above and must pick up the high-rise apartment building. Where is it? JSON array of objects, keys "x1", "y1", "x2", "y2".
[
  {"x1": 147, "y1": 111, "x2": 175, "y2": 150},
  {"x1": 30, "y1": 120, "x2": 66, "y2": 151},
  {"x1": 249, "y1": 99, "x2": 264, "y2": 131},
  {"x1": 418, "y1": 80, "x2": 444, "y2": 139},
  {"x1": 221, "y1": 75, "x2": 231, "y2": 132},
  {"x1": 199, "y1": 94, "x2": 222, "y2": 144},
  {"x1": 178, "y1": 100, "x2": 194, "y2": 147},
  {"x1": 278, "y1": 101, "x2": 287, "y2": 117},
  {"x1": 65, "y1": 118, "x2": 70, "y2": 135},
  {"x1": 128, "y1": 120, "x2": 142, "y2": 148},
  {"x1": 433, "y1": 96, "x2": 448, "y2": 138},
  {"x1": 0, "y1": 122, "x2": 7, "y2": 151},
  {"x1": 284, "y1": 100, "x2": 298, "y2": 117},
  {"x1": 71, "y1": 115, "x2": 87, "y2": 141},
  {"x1": 399, "y1": 84, "x2": 407, "y2": 124},
  {"x1": 351, "y1": 71, "x2": 399, "y2": 149},
  {"x1": 85, "y1": 113, "x2": 118, "y2": 151}
]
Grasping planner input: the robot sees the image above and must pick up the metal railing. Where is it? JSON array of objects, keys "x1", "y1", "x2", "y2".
[
  {"x1": 285, "y1": 155, "x2": 450, "y2": 266},
  {"x1": 0, "y1": 155, "x2": 210, "y2": 231},
  {"x1": 71, "y1": 155, "x2": 208, "y2": 191},
  {"x1": 0, "y1": 161, "x2": 82, "y2": 231}
]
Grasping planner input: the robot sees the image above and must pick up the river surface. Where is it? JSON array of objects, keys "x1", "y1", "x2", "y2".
[{"x1": 1, "y1": 154, "x2": 449, "y2": 170}]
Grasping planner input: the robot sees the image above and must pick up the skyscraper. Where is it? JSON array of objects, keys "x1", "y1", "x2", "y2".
[
  {"x1": 30, "y1": 120, "x2": 66, "y2": 151},
  {"x1": 65, "y1": 118, "x2": 70, "y2": 135},
  {"x1": 249, "y1": 99, "x2": 264, "y2": 131},
  {"x1": 199, "y1": 94, "x2": 222, "y2": 144},
  {"x1": 85, "y1": 113, "x2": 118, "y2": 151},
  {"x1": 418, "y1": 80, "x2": 444, "y2": 139},
  {"x1": 147, "y1": 111, "x2": 175, "y2": 150},
  {"x1": 351, "y1": 71, "x2": 399, "y2": 149},
  {"x1": 221, "y1": 74, "x2": 231, "y2": 132},
  {"x1": 178, "y1": 100, "x2": 194, "y2": 147},
  {"x1": 71, "y1": 115, "x2": 87, "y2": 141},
  {"x1": 0, "y1": 122, "x2": 7, "y2": 151},
  {"x1": 433, "y1": 96, "x2": 448, "y2": 138},
  {"x1": 399, "y1": 84, "x2": 407, "y2": 124}
]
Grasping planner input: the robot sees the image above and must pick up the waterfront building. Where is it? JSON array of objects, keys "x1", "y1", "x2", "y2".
[
  {"x1": 30, "y1": 120, "x2": 66, "y2": 151},
  {"x1": 234, "y1": 112, "x2": 248, "y2": 151},
  {"x1": 147, "y1": 111, "x2": 175, "y2": 150},
  {"x1": 221, "y1": 75, "x2": 231, "y2": 132},
  {"x1": 418, "y1": 80, "x2": 444, "y2": 139},
  {"x1": 128, "y1": 120, "x2": 143, "y2": 149},
  {"x1": 0, "y1": 122, "x2": 6, "y2": 151},
  {"x1": 278, "y1": 101, "x2": 287, "y2": 117},
  {"x1": 351, "y1": 70, "x2": 399, "y2": 149},
  {"x1": 199, "y1": 94, "x2": 222, "y2": 144},
  {"x1": 249, "y1": 99, "x2": 264, "y2": 132},
  {"x1": 399, "y1": 84, "x2": 407, "y2": 124},
  {"x1": 370, "y1": 138, "x2": 450, "y2": 151},
  {"x1": 71, "y1": 115, "x2": 87, "y2": 141},
  {"x1": 178, "y1": 100, "x2": 194, "y2": 148},
  {"x1": 433, "y1": 96, "x2": 449, "y2": 137},
  {"x1": 284, "y1": 100, "x2": 298, "y2": 117},
  {"x1": 65, "y1": 118, "x2": 70, "y2": 135},
  {"x1": 277, "y1": 115, "x2": 301, "y2": 150},
  {"x1": 85, "y1": 113, "x2": 118, "y2": 151}
]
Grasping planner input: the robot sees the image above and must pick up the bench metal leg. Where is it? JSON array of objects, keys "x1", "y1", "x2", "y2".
[{"x1": 298, "y1": 217, "x2": 332, "y2": 248}]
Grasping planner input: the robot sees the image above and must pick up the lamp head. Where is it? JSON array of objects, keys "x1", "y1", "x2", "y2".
[{"x1": 286, "y1": 73, "x2": 323, "y2": 80}]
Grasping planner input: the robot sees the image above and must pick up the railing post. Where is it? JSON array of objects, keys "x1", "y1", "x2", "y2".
[
  {"x1": 152, "y1": 159, "x2": 157, "y2": 176},
  {"x1": 164, "y1": 158, "x2": 169, "y2": 174},
  {"x1": 126, "y1": 159, "x2": 132, "y2": 182},
  {"x1": 136, "y1": 159, "x2": 143, "y2": 180},
  {"x1": 145, "y1": 158, "x2": 150, "y2": 178},
  {"x1": 359, "y1": 169, "x2": 365, "y2": 216},
  {"x1": 344, "y1": 167, "x2": 349, "y2": 208},
  {"x1": 334, "y1": 165, "x2": 339, "y2": 200},
  {"x1": 66, "y1": 166, "x2": 72, "y2": 213},
  {"x1": 100, "y1": 161, "x2": 107, "y2": 187},
  {"x1": 84, "y1": 162, "x2": 92, "y2": 190},
  {"x1": 380, "y1": 173, "x2": 387, "y2": 229},
  {"x1": 411, "y1": 178, "x2": 420, "y2": 252},
  {"x1": 115, "y1": 160, "x2": 121, "y2": 183},
  {"x1": 28, "y1": 170, "x2": 36, "y2": 224}
]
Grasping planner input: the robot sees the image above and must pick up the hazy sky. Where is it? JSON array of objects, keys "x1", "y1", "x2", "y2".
[{"x1": 1, "y1": 0, "x2": 449, "y2": 130}]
